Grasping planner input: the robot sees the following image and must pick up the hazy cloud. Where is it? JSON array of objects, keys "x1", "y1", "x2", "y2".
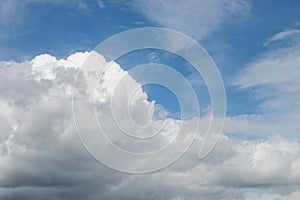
[
  {"x1": 130, "y1": 0, "x2": 251, "y2": 40},
  {"x1": 231, "y1": 30, "x2": 300, "y2": 137}
]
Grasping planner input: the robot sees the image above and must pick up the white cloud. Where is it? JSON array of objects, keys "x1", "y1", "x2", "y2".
[
  {"x1": 264, "y1": 29, "x2": 300, "y2": 46},
  {"x1": 0, "y1": 51, "x2": 300, "y2": 199},
  {"x1": 231, "y1": 30, "x2": 300, "y2": 137},
  {"x1": 130, "y1": 0, "x2": 250, "y2": 40}
]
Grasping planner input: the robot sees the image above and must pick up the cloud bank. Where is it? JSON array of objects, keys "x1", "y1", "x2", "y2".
[{"x1": 0, "y1": 48, "x2": 300, "y2": 199}]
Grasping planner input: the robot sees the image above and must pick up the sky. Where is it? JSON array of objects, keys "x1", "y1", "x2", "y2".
[{"x1": 0, "y1": 0, "x2": 300, "y2": 199}]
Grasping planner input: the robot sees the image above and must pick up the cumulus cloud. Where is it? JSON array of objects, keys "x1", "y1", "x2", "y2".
[{"x1": 0, "y1": 51, "x2": 299, "y2": 199}]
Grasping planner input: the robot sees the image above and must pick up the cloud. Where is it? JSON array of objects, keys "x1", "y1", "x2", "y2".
[
  {"x1": 96, "y1": 0, "x2": 105, "y2": 9},
  {"x1": 0, "y1": 51, "x2": 300, "y2": 199},
  {"x1": 231, "y1": 30, "x2": 300, "y2": 137},
  {"x1": 130, "y1": 0, "x2": 250, "y2": 40},
  {"x1": 264, "y1": 29, "x2": 300, "y2": 46}
]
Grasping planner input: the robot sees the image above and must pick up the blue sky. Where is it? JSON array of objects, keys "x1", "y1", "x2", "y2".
[
  {"x1": 1, "y1": 0, "x2": 299, "y2": 63},
  {"x1": 1, "y1": 0, "x2": 300, "y2": 118}
]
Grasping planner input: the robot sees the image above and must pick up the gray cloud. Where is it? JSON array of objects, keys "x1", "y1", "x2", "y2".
[{"x1": 0, "y1": 51, "x2": 300, "y2": 199}]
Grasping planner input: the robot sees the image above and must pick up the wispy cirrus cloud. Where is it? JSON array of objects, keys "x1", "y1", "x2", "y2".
[
  {"x1": 231, "y1": 29, "x2": 300, "y2": 137},
  {"x1": 264, "y1": 29, "x2": 300, "y2": 46},
  {"x1": 130, "y1": 0, "x2": 251, "y2": 40}
]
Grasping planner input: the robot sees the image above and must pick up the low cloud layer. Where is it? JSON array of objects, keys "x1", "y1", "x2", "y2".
[{"x1": 0, "y1": 46, "x2": 300, "y2": 199}]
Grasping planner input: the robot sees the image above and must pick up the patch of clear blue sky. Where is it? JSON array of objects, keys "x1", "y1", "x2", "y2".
[
  {"x1": 1, "y1": 0, "x2": 299, "y2": 117},
  {"x1": 116, "y1": 49, "x2": 210, "y2": 117}
]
